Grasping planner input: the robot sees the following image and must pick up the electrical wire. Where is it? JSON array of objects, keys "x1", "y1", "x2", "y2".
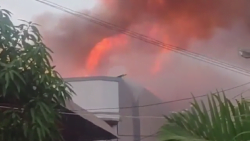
[
  {"x1": 136, "y1": 132, "x2": 158, "y2": 141},
  {"x1": 60, "y1": 111, "x2": 165, "y2": 119},
  {"x1": 0, "y1": 93, "x2": 246, "y2": 140},
  {"x1": 64, "y1": 90, "x2": 250, "y2": 116},
  {"x1": 34, "y1": 0, "x2": 250, "y2": 77},
  {"x1": 82, "y1": 81, "x2": 250, "y2": 111},
  {"x1": 116, "y1": 133, "x2": 158, "y2": 140},
  {"x1": 33, "y1": 0, "x2": 250, "y2": 110},
  {"x1": 118, "y1": 134, "x2": 158, "y2": 137},
  {"x1": 0, "y1": 105, "x2": 160, "y2": 140},
  {"x1": 0, "y1": 105, "x2": 165, "y2": 119},
  {"x1": 0, "y1": 91, "x2": 248, "y2": 140},
  {"x1": 232, "y1": 88, "x2": 250, "y2": 99},
  {"x1": 0, "y1": 89, "x2": 248, "y2": 119},
  {"x1": 116, "y1": 91, "x2": 250, "y2": 140}
]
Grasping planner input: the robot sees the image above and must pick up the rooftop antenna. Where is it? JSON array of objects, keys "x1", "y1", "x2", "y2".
[
  {"x1": 239, "y1": 49, "x2": 250, "y2": 58},
  {"x1": 117, "y1": 74, "x2": 127, "y2": 78}
]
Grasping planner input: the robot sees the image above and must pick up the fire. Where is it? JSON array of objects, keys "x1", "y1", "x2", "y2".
[
  {"x1": 85, "y1": 38, "x2": 111, "y2": 74},
  {"x1": 85, "y1": 23, "x2": 170, "y2": 76},
  {"x1": 151, "y1": 59, "x2": 161, "y2": 74},
  {"x1": 85, "y1": 35, "x2": 127, "y2": 75},
  {"x1": 148, "y1": 24, "x2": 170, "y2": 74},
  {"x1": 151, "y1": 49, "x2": 168, "y2": 74}
]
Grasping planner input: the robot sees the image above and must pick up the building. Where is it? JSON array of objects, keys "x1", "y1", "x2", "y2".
[
  {"x1": 65, "y1": 76, "x2": 169, "y2": 141},
  {"x1": 62, "y1": 100, "x2": 118, "y2": 141},
  {"x1": 0, "y1": 97, "x2": 117, "y2": 141}
]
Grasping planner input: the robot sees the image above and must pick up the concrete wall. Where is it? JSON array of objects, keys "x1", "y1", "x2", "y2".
[
  {"x1": 65, "y1": 76, "x2": 250, "y2": 141},
  {"x1": 65, "y1": 77, "x2": 120, "y2": 121},
  {"x1": 110, "y1": 78, "x2": 162, "y2": 141},
  {"x1": 65, "y1": 76, "x2": 169, "y2": 141}
]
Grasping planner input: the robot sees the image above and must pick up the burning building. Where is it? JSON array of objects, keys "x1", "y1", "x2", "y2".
[{"x1": 35, "y1": 0, "x2": 250, "y2": 124}]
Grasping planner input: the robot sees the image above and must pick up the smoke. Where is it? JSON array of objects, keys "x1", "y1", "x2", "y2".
[
  {"x1": 34, "y1": 0, "x2": 250, "y2": 108},
  {"x1": 100, "y1": 0, "x2": 250, "y2": 40}
]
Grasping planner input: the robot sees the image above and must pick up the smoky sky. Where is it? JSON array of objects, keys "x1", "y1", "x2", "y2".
[
  {"x1": 35, "y1": 0, "x2": 250, "y2": 69},
  {"x1": 34, "y1": 0, "x2": 250, "y2": 107}
]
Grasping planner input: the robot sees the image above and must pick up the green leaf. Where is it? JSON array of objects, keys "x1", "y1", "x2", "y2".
[
  {"x1": 159, "y1": 123, "x2": 208, "y2": 141},
  {"x1": 160, "y1": 92, "x2": 250, "y2": 141},
  {"x1": 0, "y1": 8, "x2": 73, "y2": 141},
  {"x1": 23, "y1": 123, "x2": 28, "y2": 137},
  {"x1": 40, "y1": 102, "x2": 52, "y2": 114},
  {"x1": 37, "y1": 128, "x2": 42, "y2": 141},
  {"x1": 9, "y1": 70, "x2": 14, "y2": 80},
  {"x1": 1, "y1": 9, "x2": 12, "y2": 16},
  {"x1": 4, "y1": 71, "x2": 9, "y2": 89},
  {"x1": 12, "y1": 70, "x2": 26, "y2": 84},
  {"x1": 31, "y1": 108, "x2": 35, "y2": 123}
]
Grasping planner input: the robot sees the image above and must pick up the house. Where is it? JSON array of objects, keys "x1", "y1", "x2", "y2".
[
  {"x1": 62, "y1": 100, "x2": 118, "y2": 141},
  {"x1": 0, "y1": 100, "x2": 117, "y2": 141},
  {"x1": 65, "y1": 76, "x2": 168, "y2": 141}
]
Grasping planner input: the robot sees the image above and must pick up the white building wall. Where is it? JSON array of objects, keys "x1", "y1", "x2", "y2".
[
  {"x1": 68, "y1": 80, "x2": 120, "y2": 120},
  {"x1": 65, "y1": 77, "x2": 168, "y2": 141},
  {"x1": 65, "y1": 76, "x2": 250, "y2": 141}
]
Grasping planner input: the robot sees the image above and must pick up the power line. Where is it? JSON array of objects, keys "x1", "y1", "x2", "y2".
[
  {"x1": 0, "y1": 105, "x2": 159, "y2": 140},
  {"x1": 0, "y1": 105, "x2": 163, "y2": 119},
  {"x1": 232, "y1": 88, "x2": 250, "y2": 99},
  {"x1": 33, "y1": 0, "x2": 250, "y2": 110},
  {"x1": 1, "y1": 92, "x2": 247, "y2": 140},
  {"x1": 34, "y1": 0, "x2": 250, "y2": 77},
  {"x1": 60, "y1": 111, "x2": 165, "y2": 119},
  {"x1": 37, "y1": 93, "x2": 250, "y2": 116},
  {"x1": 0, "y1": 92, "x2": 248, "y2": 140},
  {"x1": 118, "y1": 134, "x2": 158, "y2": 137},
  {"x1": 1, "y1": 87, "x2": 246, "y2": 119},
  {"x1": 116, "y1": 133, "x2": 158, "y2": 140},
  {"x1": 64, "y1": 90, "x2": 248, "y2": 118},
  {"x1": 116, "y1": 92, "x2": 249, "y2": 140},
  {"x1": 83, "y1": 81, "x2": 250, "y2": 111},
  {"x1": 136, "y1": 132, "x2": 158, "y2": 141}
]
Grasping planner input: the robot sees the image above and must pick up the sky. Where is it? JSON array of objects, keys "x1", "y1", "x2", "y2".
[
  {"x1": 1, "y1": 0, "x2": 97, "y2": 23},
  {"x1": 2, "y1": 0, "x2": 250, "y2": 112}
]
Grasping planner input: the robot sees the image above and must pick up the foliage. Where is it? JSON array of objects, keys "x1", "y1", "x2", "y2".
[
  {"x1": 0, "y1": 8, "x2": 74, "y2": 141},
  {"x1": 159, "y1": 91, "x2": 250, "y2": 141}
]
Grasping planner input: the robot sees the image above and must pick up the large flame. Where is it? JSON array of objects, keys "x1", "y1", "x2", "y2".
[
  {"x1": 151, "y1": 49, "x2": 168, "y2": 74},
  {"x1": 147, "y1": 24, "x2": 171, "y2": 74},
  {"x1": 85, "y1": 38, "x2": 111, "y2": 75},
  {"x1": 85, "y1": 22, "x2": 171, "y2": 75},
  {"x1": 85, "y1": 35, "x2": 127, "y2": 75},
  {"x1": 35, "y1": 0, "x2": 250, "y2": 101}
]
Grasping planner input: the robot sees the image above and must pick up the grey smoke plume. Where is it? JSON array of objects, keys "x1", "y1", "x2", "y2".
[{"x1": 35, "y1": 0, "x2": 250, "y2": 110}]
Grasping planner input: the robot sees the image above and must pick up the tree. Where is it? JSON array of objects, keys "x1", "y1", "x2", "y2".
[
  {"x1": 0, "y1": 8, "x2": 74, "y2": 141},
  {"x1": 158, "y1": 92, "x2": 250, "y2": 141}
]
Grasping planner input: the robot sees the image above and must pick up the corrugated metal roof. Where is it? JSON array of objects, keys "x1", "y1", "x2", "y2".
[{"x1": 65, "y1": 100, "x2": 118, "y2": 139}]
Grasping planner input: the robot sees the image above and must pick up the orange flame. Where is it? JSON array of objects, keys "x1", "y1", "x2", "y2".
[
  {"x1": 148, "y1": 24, "x2": 170, "y2": 74},
  {"x1": 85, "y1": 35, "x2": 127, "y2": 75},
  {"x1": 86, "y1": 38, "x2": 112, "y2": 73},
  {"x1": 151, "y1": 49, "x2": 168, "y2": 74},
  {"x1": 85, "y1": 23, "x2": 171, "y2": 76}
]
